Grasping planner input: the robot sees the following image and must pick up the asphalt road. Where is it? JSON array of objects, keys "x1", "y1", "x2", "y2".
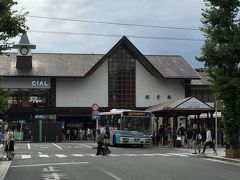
[{"x1": 2, "y1": 142, "x2": 240, "y2": 180}]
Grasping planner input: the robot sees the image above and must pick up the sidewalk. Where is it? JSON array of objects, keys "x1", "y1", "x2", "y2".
[
  {"x1": 0, "y1": 158, "x2": 11, "y2": 180},
  {"x1": 175, "y1": 146, "x2": 240, "y2": 164}
]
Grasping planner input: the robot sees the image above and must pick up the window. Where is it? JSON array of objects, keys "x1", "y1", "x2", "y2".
[
  {"x1": 108, "y1": 46, "x2": 136, "y2": 108},
  {"x1": 7, "y1": 89, "x2": 50, "y2": 108},
  {"x1": 122, "y1": 117, "x2": 150, "y2": 133},
  {"x1": 191, "y1": 89, "x2": 214, "y2": 102}
]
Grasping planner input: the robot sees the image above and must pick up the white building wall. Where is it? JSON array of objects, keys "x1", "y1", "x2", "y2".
[
  {"x1": 56, "y1": 61, "x2": 108, "y2": 107},
  {"x1": 136, "y1": 61, "x2": 185, "y2": 107}
]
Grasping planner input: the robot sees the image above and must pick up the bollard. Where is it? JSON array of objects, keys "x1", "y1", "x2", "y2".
[
  {"x1": 44, "y1": 136, "x2": 47, "y2": 142},
  {"x1": 56, "y1": 136, "x2": 58, "y2": 142},
  {"x1": 31, "y1": 136, "x2": 33, "y2": 143}
]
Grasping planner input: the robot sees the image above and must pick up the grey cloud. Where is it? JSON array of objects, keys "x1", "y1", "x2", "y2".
[{"x1": 15, "y1": 0, "x2": 207, "y2": 68}]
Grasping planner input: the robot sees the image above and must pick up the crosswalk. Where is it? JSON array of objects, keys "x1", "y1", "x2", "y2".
[{"x1": 1, "y1": 153, "x2": 196, "y2": 160}]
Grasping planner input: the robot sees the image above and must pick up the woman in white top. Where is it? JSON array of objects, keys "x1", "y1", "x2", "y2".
[
  {"x1": 202, "y1": 127, "x2": 217, "y2": 154},
  {"x1": 4, "y1": 129, "x2": 14, "y2": 160}
]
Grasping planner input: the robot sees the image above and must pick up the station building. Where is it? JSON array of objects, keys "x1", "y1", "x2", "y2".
[{"x1": 0, "y1": 33, "x2": 200, "y2": 141}]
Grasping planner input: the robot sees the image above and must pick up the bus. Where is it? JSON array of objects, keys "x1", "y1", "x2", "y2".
[{"x1": 99, "y1": 109, "x2": 153, "y2": 146}]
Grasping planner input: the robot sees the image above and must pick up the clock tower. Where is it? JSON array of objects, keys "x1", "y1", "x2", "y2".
[{"x1": 13, "y1": 32, "x2": 36, "y2": 69}]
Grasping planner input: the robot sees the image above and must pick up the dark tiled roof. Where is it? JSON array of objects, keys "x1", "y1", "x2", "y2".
[
  {"x1": 191, "y1": 71, "x2": 211, "y2": 85},
  {"x1": 0, "y1": 53, "x2": 103, "y2": 77},
  {"x1": 145, "y1": 55, "x2": 200, "y2": 79},
  {"x1": 145, "y1": 96, "x2": 213, "y2": 112},
  {"x1": 0, "y1": 36, "x2": 200, "y2": 79},
  {"x1": 0, "y1": 53, "x2": 200, "y2": 78}
]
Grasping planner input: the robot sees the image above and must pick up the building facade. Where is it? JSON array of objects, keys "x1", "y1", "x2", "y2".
[{"x1": 0, "y1": 34, "x2": 200, "y2": 141}]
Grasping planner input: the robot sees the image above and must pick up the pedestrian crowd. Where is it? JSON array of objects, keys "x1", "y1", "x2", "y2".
[
  {"x1": 157, "y1": 123, "x2": 217, "y2": 155},
  {"x1": 63, "y1": 128, "x2": 96, "y2": 141}
]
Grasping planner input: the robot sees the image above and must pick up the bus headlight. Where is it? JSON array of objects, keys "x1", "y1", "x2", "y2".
[
  {"x1": 122, "y1": 137, "x2": 129, "y2": 143},
  {"x1": 145, "y1": 139, "x2": 151, "y2": 143}
]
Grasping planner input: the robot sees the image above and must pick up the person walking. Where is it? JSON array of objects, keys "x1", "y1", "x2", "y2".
[
  {"x1": 202, "y1": 127, "x2": 217, "y2": 154},
  {"x1": 198, "y1": 126, "x2": 206, "y2": 153},
  {"x1": 178, "y1": 123, "x2": 186, "y2": 147},
  {"x1": 186, "y1": 127, "x2": 193, "y2": 148},
  {"x1": 192, "y1": 124, "x2": 200, "y2": 154},
  {"x1": 96, "y1": 129, "x2": 104, "y2": 156},
  {"x1": 163, "y1": 124, "x2": 169, "y2": 146},
  {"x1": 103, "y1": 126, "x2": 111, "y2": 155},
  {"x1": 4, "y1": 128, "x2": 14, "y2": 160},
  {"x1": 66, "y1": 128, "x2": 70, "y2": 140},
  {"x1": 87, "y1": 128, "x2": 91, "y2": 140}
]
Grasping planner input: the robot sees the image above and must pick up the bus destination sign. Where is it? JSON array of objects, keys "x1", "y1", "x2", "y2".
[{"x1": 123, "y1": 112, "x2": 150, "y2": 117}]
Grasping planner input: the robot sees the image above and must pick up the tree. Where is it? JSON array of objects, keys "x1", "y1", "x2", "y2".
[
  {"x1": 0, "y1": 77, "x2": 11, "y2": 114},
  {"x1": 198, "y1": 0, "x2": 240, "y2": 153},
  {"x1": 0, "y1": 0, "x2": 28, "y2": 113}
]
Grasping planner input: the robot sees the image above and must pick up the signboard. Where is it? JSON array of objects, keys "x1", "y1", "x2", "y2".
[
  {"x1": 91, "y1": 111, "x2": 100, "y2": 120},
  {"x1": 91, "y1": 104, "x2": 100, "y2": 121},
  {"x1": 33, "y1": 114, "x2": 56, "y2": 120},
  {"x1": 32, "y1": 80, "x2": 49, "y2": 87},
  {"x1": 1, "y1": 77, "x2": 51, "y2": 89},
  {"x1": 123, "y1": 111, "x2": 151, "y2": 117}
]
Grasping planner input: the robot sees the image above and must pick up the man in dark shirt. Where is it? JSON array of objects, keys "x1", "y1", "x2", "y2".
[{"x1": 178, "y1": 124, "x2": 186, "y2": 147}]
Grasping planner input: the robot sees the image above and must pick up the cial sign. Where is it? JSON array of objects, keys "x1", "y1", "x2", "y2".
[
  {"x1": 34, "y1": 115, "x2": 44, "y2": 119},
  {"x1": 32, "y1": 80, "x2": 49, "y2": 87}
]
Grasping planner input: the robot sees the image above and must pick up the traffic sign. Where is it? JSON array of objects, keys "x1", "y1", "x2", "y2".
[
  {"x1": 92, "y1": 103, "x2": 99, "y2": 111},
  {"x1": 91, "y1": 111, "x2": 100, "y2": 120}
]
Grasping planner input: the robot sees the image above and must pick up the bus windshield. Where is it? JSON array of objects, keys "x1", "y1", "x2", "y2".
[{"x1": 122, "y1": 116, "x2": 150, "y2": 133}]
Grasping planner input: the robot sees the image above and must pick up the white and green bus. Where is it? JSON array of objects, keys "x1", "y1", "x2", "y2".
[{"x1": 100, "y1": 109, "x2": 153, "y2": 146}]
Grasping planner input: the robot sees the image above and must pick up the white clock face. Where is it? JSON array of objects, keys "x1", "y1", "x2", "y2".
[{"x1": 20, "y1": 47, "x2": 29, "y2": 55}]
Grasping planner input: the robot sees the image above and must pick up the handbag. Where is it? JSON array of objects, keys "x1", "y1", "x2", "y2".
[
  {"x1": 177, "y1": 136, "x2": 181, "y2": 141},
  {"x1": 197, "y1": 134, "x2": 202, "y2": 140}
]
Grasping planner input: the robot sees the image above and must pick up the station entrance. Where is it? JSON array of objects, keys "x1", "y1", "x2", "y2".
[{"x1": 56, "y1": 116, "x2": 95, "y2": 141}]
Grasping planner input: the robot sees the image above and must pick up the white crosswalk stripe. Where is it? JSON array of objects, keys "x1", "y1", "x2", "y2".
[
  {"x1": 39, "y1": 154, "x2": 49, "y2": 158},
  {"x1": 55, "y1": 154, "x2": 67, "y2": 158},
  {"x1": 71, "y1": 154, "x2": 84, "y2": 157},
  {"x1": 109, "y1": 154, "x2": 121, "y2": 157},
  {"x1": 154, "y1": 154, "x2": 172, "y2": 157},
  {"x1": 141, "y1": 154, "x2": 157, "y2": 156},
  {"x1": 12, "y1": 153, "x2": 195, "y2": 160},
  {"x1": 181, "y1": 153, "x2": 195, "y2": 156},
  {"x1": 167, "y1": 153, "x2": 189, "y2": 157},
  {"x1": 124, "y1": 154, "x2": 138, "y2": 156},
  {"x1": 22, "y1": 155, "x2": 31, "y2": 159}
]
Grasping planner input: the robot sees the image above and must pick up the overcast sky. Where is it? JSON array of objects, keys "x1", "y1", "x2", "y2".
[{"x1": 13, "y1": 0, "x2": 206, "y2": 68}]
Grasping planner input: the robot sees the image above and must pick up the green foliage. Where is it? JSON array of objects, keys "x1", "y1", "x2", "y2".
[
  {"x1": 0, "y1": 77, "x2": 11, "y2": 114},
  {"x1": 198, "y1": 0, "x2": 240, "y2": 148},
  {"x1": 0, "y1": 0, "x2": 28, "y2": 114},
  {"x1": 0, "y1": 0, "x2": 28, "y2": 54}
]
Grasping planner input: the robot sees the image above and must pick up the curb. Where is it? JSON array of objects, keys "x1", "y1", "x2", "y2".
[
  {"x1": 205, "y1": 155, "x2": 240, "y2": 164},
  {"x1": 0, "y1": 160, "x2": 11, "y2": 180}
]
